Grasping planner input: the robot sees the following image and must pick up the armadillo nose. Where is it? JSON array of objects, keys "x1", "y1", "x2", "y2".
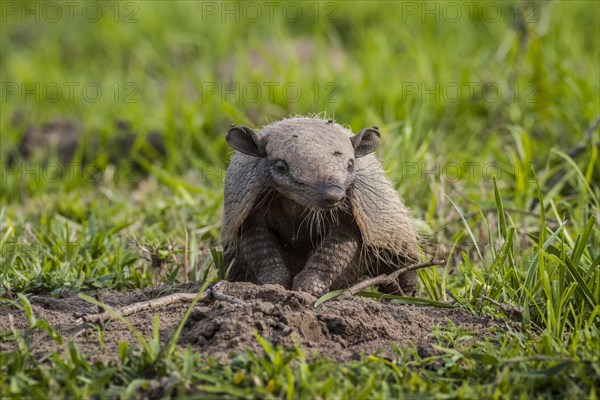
[{"x1": 323, "y1": 185, "x2": 346, "y2": 207}]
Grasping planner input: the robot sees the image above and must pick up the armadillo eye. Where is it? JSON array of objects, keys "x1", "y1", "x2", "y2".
[
  {"x1": 273, "y1": 160, "x2": 289, "y2": 175},
  {"x1": 347, "y1": 159, "x2": 355, "y2": 172}
]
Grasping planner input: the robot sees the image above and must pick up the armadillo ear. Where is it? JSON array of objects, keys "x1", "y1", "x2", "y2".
[
  {"x1": 351, "y1": 127, "x2": 380, "y2": 158},
  {"x1": 226, "y1": 125, "x2": 265, "y2": 157}
]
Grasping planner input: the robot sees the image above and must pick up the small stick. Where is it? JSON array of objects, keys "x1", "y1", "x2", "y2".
[
  {"x1": 76, "y1": 292, "x2": 204, "y2": 324},
  {"x1": 76, "y1": 281, "x2": 246, "y2": 326},
  {"x1": 342, "y1": 259, "x2": 446, "y2": 297},
  {"x1": 211, "y1": 281, "x2": 244, "y2": 304},
  {"x1": 344, "y1": 259, "x2": 446, "y2": 296}
]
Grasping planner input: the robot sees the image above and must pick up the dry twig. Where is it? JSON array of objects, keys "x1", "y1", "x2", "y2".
[
  {"x1": 76, "y1": 281, "x2": 244, "y2": 326},
  {"x1": 76, "y1": 292, "x2": 204, "y2": 324},
  {"x1": 211, "y1": 281, "x2": 244, "y2": 304},
  {"x1": 341, "y1": 259, "x2": 446, "y2": 298}
]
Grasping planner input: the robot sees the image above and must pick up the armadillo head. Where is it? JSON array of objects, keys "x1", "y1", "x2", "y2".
[{"x1": 226, "y1": 117, "x2": 380, "y2": 210}]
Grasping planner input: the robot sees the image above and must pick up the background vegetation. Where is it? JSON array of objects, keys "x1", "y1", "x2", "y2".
[{"x1": 1, "y1": 0, "x2": 599, "y2": 398}]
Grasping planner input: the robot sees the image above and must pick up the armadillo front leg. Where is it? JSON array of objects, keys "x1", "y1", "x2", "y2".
[
  {"x1": 240, "y1": 223, "x2": 292, "y2": 288},
  {"x1": 292, "y1": 229, "x2": 359, "y2": 296}
]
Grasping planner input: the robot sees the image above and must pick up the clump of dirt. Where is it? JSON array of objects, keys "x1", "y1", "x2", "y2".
[{"x1": 0, "y1": 282, "x2": 508, "y2": 362}]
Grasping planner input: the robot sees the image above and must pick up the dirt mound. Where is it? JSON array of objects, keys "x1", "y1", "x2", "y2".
[{"x1": 0, "y1": 282, "x2": 507, "y2": 362}]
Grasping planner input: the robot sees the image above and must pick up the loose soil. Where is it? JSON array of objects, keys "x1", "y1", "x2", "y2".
[{"x1": 0, "y1": 282, "x2": 510, "y2": 362}]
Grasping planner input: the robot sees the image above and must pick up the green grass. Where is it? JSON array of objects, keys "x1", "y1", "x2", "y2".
[{"x1": 1, "y1": 0, "x2": 599, "y2": 398}]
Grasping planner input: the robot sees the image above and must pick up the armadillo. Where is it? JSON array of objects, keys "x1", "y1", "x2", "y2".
[{"x1": 222, "y1": 117, "x2": 420, "y2": 296}]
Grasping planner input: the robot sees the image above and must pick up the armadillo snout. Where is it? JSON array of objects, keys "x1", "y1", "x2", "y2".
[{"x1": 321, "y1": 185, "x2": 346, "y2": 208}]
